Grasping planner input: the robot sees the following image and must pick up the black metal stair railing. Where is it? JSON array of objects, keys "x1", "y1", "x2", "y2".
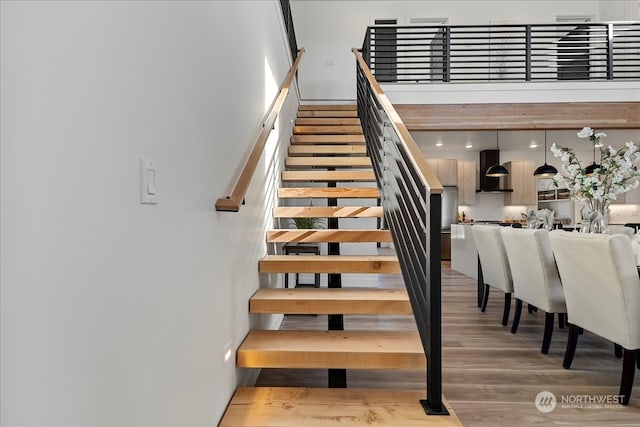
[
  {"x1": 279, "y1": 0, "x2": 299, "y2": 63},
  {"x1": 353, "y1": 48, "x2": 447, "y2": 416},
  {"x1": 361, "y1": 22, "x2": 640, "y2": 83}
]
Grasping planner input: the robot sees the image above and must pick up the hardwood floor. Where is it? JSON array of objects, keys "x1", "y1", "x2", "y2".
[{"x1": 256, "y1": 261, "x2": 640, "y2": 426}]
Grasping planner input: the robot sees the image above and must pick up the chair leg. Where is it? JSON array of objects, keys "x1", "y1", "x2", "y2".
[
  {"x1": 511, "y1": 299, "x2": 522, "y2": 334},
  {"x1": 528, "y1": 304, "x2": 537, "y2": 314},
  {"x1": 541, "y1": 312, "x2": 554, "y2": 354},
  {"x1": 620, "y1": 349, "x2": 636, "y2": 406},
  {"x1": 477, "y1": 256, "x2": 484, "y2": 308},
  {"x1": 501, "y1": 292, "x2": 511, "y2": 326},
  {"x1": 637, "y1": 350, "x2": 640, "y2": 369},
  {"x1": 558, "y1": 313, "x2": 566, "y2": 329},
  {"x1": 563, "y1": 323, "x2": 580, "y2": 369},
  {"x1": 615, "y1": 343, "x2": 623, "y2": 359},
  {"x1": 480, "y1": 284, "x2": 490, "y2": 312}
]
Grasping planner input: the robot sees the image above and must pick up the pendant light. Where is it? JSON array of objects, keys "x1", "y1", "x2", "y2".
[
  {"x1": 485, "y1": 131, "x2": 509, "y2": 177},
  {"x1": 533, "y1": 130, "x2": 559, "y2": 177},
  {"x1": 584, "y1": 142, "x2": 600, "y2": 176}
]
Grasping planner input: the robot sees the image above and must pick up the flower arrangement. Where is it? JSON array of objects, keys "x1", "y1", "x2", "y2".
[
  {"x1": 550, "y1": 127, "x2": 640, "y2": 203},
  {"x1": 550, "y1": 127, "x2": 640, "y2": 232}
]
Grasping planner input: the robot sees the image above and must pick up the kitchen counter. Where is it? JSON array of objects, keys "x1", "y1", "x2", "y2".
[
  {"x1": 451, "y1": 224, "x2": 478, "y2": 279},
  {"x1": 451, "y1": 222, "x2": 520, "y2": 278}
]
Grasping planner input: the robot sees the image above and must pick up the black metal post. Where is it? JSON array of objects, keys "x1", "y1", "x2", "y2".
[
  {"x1": 420, "y1": 192, "x2": 448, "y2": 415},
  {"x1": 444, "y1": 27, "x2": 451, "y2": 82},
  {"x1": 525, "y1": 25, "x2": 532, "y2": 81},
  {"x1": 477, "y1": 256, "x2": 484, "y2": 308},
  {"x1": 606, "y1": 23, "x2": 614, "y2": 80},
  {"x1": 327, "y1": 173, "x2": 346, "y2": 388}
]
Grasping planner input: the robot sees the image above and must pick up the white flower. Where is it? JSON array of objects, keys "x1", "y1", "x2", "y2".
[
  {"x1": 577, "y1": 127, "x2": 593, "y2": 139},
  {"x1": 554, "y1": 127, "x2": 640, "y2": 203}
]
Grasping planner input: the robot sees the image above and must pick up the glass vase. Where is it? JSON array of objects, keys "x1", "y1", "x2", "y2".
[{"x1": 580, "y1": 199, "x2": 610, "y2": 234}]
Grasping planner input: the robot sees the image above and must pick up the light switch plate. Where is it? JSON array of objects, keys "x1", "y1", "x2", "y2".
[{"x1": 140, "y1": 158, "x2": 158, "y2": 204}]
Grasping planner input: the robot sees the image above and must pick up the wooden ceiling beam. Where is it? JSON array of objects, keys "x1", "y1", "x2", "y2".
[{"x1": 394, "y1": 102, "x2": 640, "y2": 131}]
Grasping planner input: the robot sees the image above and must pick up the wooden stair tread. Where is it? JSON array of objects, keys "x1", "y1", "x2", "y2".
[
  {"x1": 267, "y1": 229, "x2": 392, "y2": 243},
  {"x1": 273, "y1": 206, "x2": 383, "y2": 218},
  {"x1": 250, "y1": 288, "x2": 411, "y2": 315},
  {"x1": 220, "y1": 387, "x2": 461, "y2": 427},
  {"x1": 285, "y1": 156, "x2": 372, "y2": 168},
  {"x1": 278, "y1": 187, "x2": 380, "y2": 199},
  {"x1": 297, "y1": 110, "x2": 358, "y2": 118},
  {"x1": 295, "y1": 117, "x2": 361, "y2": 126},
  {"x1": 293, "y1": 125, "x2": 363, "y2": 135},
  {"x1": 259, "y1": 255, "x2": 400, "y2": 274},
  {"x1": 290, "y1": 135, "x2": 365, "y2": 144},
  {"x1": 237, "y1": 330, "x2": 425, "y2": 369},
  {"x1": 298, "y1": 105, "x2": 357, "y2": 111},
  {"x1": 288, "y1": 145, "x2": 367, "y2": 155},
  {"x1": 281, "y1": 170, "x2": 376, "y2": 182}
]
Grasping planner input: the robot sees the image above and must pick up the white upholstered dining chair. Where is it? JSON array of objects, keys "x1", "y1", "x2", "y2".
[
  {"x1": 471, "y1": 225, "x2": 513, "y2": 326},
  {"x1": 549, "y1": 230, "x2": 640, "y2": 405},
  {"x1": 609, "y1": 225, "x2": 635, "y2": 238},
  {"x1": 500, "y1": 228, "x2": 567, "y2": 354}
]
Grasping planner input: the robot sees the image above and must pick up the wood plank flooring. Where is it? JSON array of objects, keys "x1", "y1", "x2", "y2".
[{"x1": 256, "y1": 260, "x2": 640, "y2": 426}]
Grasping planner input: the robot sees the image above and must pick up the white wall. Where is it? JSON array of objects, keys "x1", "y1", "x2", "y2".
[
  {"x1": 600, "y1": 0, "x2": 640, "y2": 20},
  {"x1": 1, "y1": 1, "x2": 296, "y2": 425},
  {"x1": 289, "y1": 0, "x2": 639, "y2": 100},
  {"x1": 384, "y1": 81, "x2": 640, "y2": 104}
]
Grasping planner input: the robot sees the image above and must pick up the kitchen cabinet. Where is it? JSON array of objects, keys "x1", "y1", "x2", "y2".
[
  {"x1": 504, "y1": 161, "x2": 536, "y2": 205},
  {"x1": 624, "y1": 186, "x2": 640, "y2": 204},
  {"x1": 612, "y1": 159, "x2": 640, "y2": 204},
  {"x1": 457, "y1": 160, "x2": 477, "y2": 205},
  {"x1": 441, "y1": 231, "x2": 451, "y2": 261},
  {"x1": 611, "y1": 186, "x2": 640, "y2": 204},
  {"x1": 536, "y1": 177, "x2": 576, "y2": 224},
  {"x1": 426, "y1": 158, "x2": 458, "y2": 186}
]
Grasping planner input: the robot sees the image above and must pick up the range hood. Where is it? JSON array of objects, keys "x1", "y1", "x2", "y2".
[{"x1": 477, "y1": 149, "x2": 513, "y2": 193}]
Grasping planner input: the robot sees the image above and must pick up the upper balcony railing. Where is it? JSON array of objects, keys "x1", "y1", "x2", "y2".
[{"x1": 361, "y1": 22, "x2": 640, "y2": 83}]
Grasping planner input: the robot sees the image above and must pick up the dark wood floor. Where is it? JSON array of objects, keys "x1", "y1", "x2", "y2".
[{"x1": 256, "y1": 261, "x2": 640, "y2": 426}]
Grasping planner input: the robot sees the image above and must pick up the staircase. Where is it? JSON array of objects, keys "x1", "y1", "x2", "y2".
[{"x1": 219, "y1": 105, "x2": 461, "y2": 426}]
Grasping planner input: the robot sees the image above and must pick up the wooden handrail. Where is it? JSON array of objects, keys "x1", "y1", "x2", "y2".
[
  {"x1": 351, "y1": 48, "x2": 442, "y2": 194},
  {"x1": 215, "y1": 48, "x2": 305, "y2": 212}
]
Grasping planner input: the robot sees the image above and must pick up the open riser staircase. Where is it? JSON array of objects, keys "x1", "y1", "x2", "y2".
[{"x1": 219, "y1": 105, "x2": 461, "y2": 426}]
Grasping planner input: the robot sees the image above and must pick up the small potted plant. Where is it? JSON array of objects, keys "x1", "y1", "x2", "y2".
[{"x1": 291, "y1": 217, "x2": 323, "y2": 229}]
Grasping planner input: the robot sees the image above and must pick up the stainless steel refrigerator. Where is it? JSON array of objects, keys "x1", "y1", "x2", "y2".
[
  {"x1": 441, "y1": 186, "x2": 458, "y2": 230},
  {"x1": 440, "y1": 187, "x2": 458, "y2": 260}
]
